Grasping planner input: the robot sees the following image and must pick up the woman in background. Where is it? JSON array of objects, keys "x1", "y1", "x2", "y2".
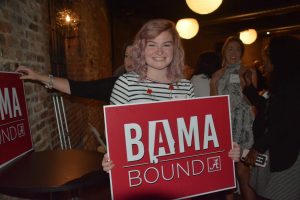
[
  {"x1": 210, "y1": 36, "x2": 257, "y2": 200},
  {"x1": 244, "y1": 35, "x2": 300, "y2": 200},
  {"x1": 191, "y1": 51, "x2": 221, "y2": 97},
  {"x1": 113, "y1": 43, "x2": 133, "y2": 77}
]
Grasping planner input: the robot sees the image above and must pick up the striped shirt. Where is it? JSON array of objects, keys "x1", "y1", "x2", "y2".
[{"x1": 110, "y1": 72, "x2": 195, "y2": 105}]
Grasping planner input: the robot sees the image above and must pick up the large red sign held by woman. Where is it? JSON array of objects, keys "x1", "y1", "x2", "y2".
[
  {"x1": 104, "y1": 96, "x2": 236, "y2": 200},
  {"x1": 0, "y1": 72, "x2": 33, "y2": 168}
]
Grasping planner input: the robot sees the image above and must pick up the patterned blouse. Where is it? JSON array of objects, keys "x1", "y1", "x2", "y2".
[{"x1": 217, "y1": 63, "x2": 254, "y2": 149}]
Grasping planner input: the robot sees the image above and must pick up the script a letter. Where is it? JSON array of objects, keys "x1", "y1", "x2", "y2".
[{"x1": 148, "y1": 120, "x2": 175, "y2": 164}]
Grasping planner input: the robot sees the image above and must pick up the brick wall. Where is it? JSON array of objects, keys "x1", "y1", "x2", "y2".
[
  {"x1": 0, "y1": 0, "x2": 53, "y2": 198},
  {"x1": 0, "y1": 0, "x2": 111, "y2": 198},
  {"x1": 64, "y1": 0, "x2": 111, "y2": 149},
  {"x1": 0, "y1": 0, "x2": 55, "y2": 151}
]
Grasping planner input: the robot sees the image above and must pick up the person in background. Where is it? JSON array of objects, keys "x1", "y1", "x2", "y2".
[
  {"x1": 243, "y1": 35, "x2": 300, "y2": 200},
  {"x1": 191, "y1": 51, "x2": 221, "y2": 97},
  {"x1": 210, "y1": 36, "x2": 257, "y2": 200},
  {"x1": 183, "y1": 64, "x2": 194, "y2": 80},
  {"x1": 102, "y1": 18, "x2": 241, "y2": 179},
  {"x1": 16, "y1": 43, "x2": 133, "y2": 103},
  {"x1": 113, "y1": 44, "x2": 133, "y2": 77},
  {"x1": 251, "y1": 60, "x2": 267, "y2": 94}
]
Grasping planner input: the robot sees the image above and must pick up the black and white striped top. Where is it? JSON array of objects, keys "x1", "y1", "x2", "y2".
[{"x1": 110, "y1": 72, "x2": 195, "y2": 105}]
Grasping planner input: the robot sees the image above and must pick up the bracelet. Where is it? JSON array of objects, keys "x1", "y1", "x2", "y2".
[{"x1": 45, "y1": 74, "x2": 54, "y2": 89}]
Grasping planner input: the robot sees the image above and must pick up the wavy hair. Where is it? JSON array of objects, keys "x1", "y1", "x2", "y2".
[
  {"x1": 131, "y1": 19, "x2": 185, "y2": 81},
  {"x1": 221, "y1": 36, "x2": 245, "y2": 66}
]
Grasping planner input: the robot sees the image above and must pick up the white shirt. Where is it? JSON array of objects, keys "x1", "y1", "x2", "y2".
[{"x1": 191, "y1": 74, "x2": 210, "y2": 97}]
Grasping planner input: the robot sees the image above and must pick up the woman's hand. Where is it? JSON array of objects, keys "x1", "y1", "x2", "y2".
[
  {"x1": 239, "y1": 66, "x2": 257, "y2": 89},
  {"x1": 16, "y1": 65, "x2": 41, "y2": 81},
  {"x1": 228, "y1": 142, "x2": 241, "y2": 162},
  {"x1": 244, "y1": 149, "x2": 259, "y2": 166},
  {"x1": 102, "y1": 153, "x2": 115, "y2": 173},
  {"x1": 242, "y1": 70, "x2": 253, "y2": 87}
]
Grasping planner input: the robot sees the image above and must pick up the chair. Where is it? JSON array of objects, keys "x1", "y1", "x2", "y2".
[
  {"x1": 52, "y1": 93, "x2": 72, "y2": 149},
  {"x1": 88, "y1": 123, "x2": 106, "y2": 153}
]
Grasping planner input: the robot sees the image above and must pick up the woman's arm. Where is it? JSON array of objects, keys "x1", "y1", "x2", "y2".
[
  {"x1": 210, "y1": 68, "x2": 226, "y2": 96},
  {"x1": 69, "y1": 77, "x2": 117, "y2": 102},
  {"x1": 16, "y1": 66, "x2": 71, "y2": 94},
  {"x1": 241, "y1": 68, "x2": 267, "y2": 110},
  {"x1": 16, "y1": 65, "x2": 118, "y2": 102}
]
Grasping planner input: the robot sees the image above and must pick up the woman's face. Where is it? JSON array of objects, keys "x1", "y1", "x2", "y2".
[
  {"x1": 124, "y1": 46, "x2": 133, "y2": 72},
  {"x1": 144, "y1": 31, "x2": 174, "y2": 71},
  {"x1": 224, "y1": 41, "x2": 242, "y2": 65}
]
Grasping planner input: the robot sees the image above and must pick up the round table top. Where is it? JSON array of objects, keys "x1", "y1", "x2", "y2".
[{"x1": 0, "y1": 149, "x2": 109, "y2": 196}]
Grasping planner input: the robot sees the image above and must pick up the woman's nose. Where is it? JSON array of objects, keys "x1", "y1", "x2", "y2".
[{"x1": 155, "y1": 46, "x2": 163, "y2": 54}]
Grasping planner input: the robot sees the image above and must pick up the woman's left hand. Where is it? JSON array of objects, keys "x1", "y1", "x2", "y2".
[{"x1": 228, "y1": 142, "x2": 241, "y2": 162}]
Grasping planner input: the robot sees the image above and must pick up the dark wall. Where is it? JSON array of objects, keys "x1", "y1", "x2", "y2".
[{"x1": 110, "y1": 16, "x2": 270, "y2": 74}]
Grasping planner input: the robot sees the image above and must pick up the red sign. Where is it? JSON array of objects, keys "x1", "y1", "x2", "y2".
[
  {"x1": 0, "y1": 72, "x2": 33, "y2": 167},
  {"x1": 104, "y1": 96, "x2": 235, "y2": 200}
]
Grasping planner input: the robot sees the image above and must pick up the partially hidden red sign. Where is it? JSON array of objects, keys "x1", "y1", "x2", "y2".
[
  {"x1": 104, "y1": 96, "x2": 236, "y2": 200},
  {"x1": 0, "y1": 72, "x2": 33, "y2": 167}
]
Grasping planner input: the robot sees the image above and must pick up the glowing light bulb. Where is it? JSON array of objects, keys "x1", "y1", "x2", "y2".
[
  {"x1": 186, "y1": 0, "x2": 223, "y2": 14},
  {"x1": 65, "y1": 15, "x2": 71, "y2": 23},
  {"x1": 239, "y1": 29, "x2": 257, "y2": 45},
  {"x1": 176, "y1": 18, "x2": 199, "y2": 39}
]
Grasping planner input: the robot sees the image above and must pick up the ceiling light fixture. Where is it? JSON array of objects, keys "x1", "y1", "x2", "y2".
[
  {"x1": 176, "y1": 18, "x2": 199, "y2": 39},
  {"x1": 185, "y1": 0, "x2": 223, "y2": 15},
  {"x1": 239, "y1": 29, "x2": 257, "y2": 45}
]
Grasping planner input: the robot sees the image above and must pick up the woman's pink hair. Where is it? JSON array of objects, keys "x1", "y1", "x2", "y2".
[{"x1": 132, "y1": 19, "x2": 185, "y2": 81}]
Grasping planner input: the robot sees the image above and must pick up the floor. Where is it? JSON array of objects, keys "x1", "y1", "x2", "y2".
[
  {"x1": 76, "y1": 187, "x2": 240, "y2": 200},
  {"x1": 4, "y1": 185, "x2": 268, "y2": 200}
]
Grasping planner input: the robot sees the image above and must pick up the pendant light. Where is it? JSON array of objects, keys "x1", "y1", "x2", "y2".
[
  {"x1": 185, "y1": 0, "x2": 223, "y2": 14},
  {"x1": 176, "y1": 18, "x2": 199, "y2": 39}
]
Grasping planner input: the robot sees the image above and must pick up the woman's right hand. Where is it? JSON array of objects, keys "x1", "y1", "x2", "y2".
[
  {"x1": 16, "y1": 65, "x2": 41, "y2": 81},
  {"x1": 102, "y1": 153, "x2": 115, "y2": 173}
]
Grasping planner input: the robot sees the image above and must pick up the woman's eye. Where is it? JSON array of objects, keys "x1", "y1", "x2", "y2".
[{"x1": 147, "y1": 43, "x2": 155, "y2": 47}]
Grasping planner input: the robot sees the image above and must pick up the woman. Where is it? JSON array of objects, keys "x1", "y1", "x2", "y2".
[
  {"x1": 244, "y1": 35, "x2": 300, "y2": 200},
  {"x1": 191, "y1": 51, "x2": 221, "y2": 97},
  {"x1": 113, "y1": 44, "x2": 133, "y2": 77},
  {"x1": 103, "y1": 19, "x2": 240, "y2": 172},
  {"x1": 210, "y1": 36, "x2": 257, "y2": 200}
]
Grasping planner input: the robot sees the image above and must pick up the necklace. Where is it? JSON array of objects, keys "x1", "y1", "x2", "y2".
[{"x1": 144, "y1": 78, "x2": 175, "y2": 98}]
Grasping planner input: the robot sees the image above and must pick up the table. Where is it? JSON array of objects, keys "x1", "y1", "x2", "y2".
[{"x1": 0, "y1": 149, "x2": 110, "y2": 199}]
